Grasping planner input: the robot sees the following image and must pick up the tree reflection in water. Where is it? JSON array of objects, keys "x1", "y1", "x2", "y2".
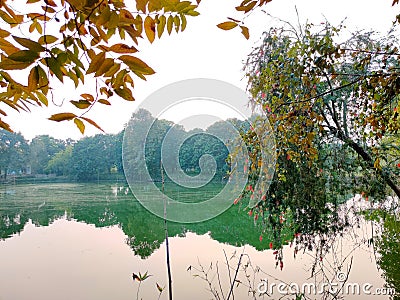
[{"x1": 0, "y1": 183, "x2": 398, "y2": 299}]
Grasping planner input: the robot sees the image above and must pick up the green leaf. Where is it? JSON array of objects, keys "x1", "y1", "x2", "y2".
[
  {"x1": 217, "y1": 21, "x2": 238, "y2": 30},
  {"x1": 66, "y1": 50, "x2": 84, "y2": 69},
  {"x1": 45, "y1": 57, "x2": 64, "y2": 82},
  {"x1": 74, "y1": 118, "x2": 85, "y2": 134},
  {"x1": 8, "y1": 50, "x2": 39, "y2": 62},
  {"x1": 12, "y1": 36, "x2": 45, "y2": 52},
  {"x1": 48, "y1": 112, "x2": 77, "y2": 122}
]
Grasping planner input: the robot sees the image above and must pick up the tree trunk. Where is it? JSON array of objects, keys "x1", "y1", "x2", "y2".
[{"x1": 333, "y1": 127, "x2": 400, "y2": 199}]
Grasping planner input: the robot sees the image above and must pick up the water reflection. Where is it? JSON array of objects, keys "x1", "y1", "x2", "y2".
[
  {"x1": 0, "y1": 183, "x2": 397, "y2": 299},
  {"x1": 0, "y1": 183, "x2": 271, "y2": 258}
]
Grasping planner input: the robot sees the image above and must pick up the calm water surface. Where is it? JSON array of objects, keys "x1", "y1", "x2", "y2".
[{"x1": 0, "y1": 183, "x2": 392, "y2": 300}]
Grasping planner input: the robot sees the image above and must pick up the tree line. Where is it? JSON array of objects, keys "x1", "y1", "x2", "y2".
[{"x1": 0, "y1": 109, "x2": 246, "y2": 182}]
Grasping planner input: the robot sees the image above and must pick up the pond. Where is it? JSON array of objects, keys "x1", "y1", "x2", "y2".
[{"x1": 0, "y1": 183, "x2": 396, "y2": 300}]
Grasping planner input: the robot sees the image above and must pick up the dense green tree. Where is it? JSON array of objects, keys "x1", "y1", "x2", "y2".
[
  {"x1": 29, "y1": 135, "x2": 66, "y2": 174},
  {"x1": 70, "y1": 133, "x2": 121, "y2": 181},
  {"x1": 45, "y1": 145, "x2": 73, "y2": 176},
  {"x1": 0, "y1": 129, "x2": 29, "y2": 179}
]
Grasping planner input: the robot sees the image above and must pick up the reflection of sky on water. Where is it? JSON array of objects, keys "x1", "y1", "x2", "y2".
[{"x1": 0, "y1": 217, "x2": 389, "y2": 300}]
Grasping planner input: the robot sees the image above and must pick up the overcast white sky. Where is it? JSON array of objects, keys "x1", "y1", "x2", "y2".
[{"x1": 5, "y1": 0, "x2": 398, "y2": 140}]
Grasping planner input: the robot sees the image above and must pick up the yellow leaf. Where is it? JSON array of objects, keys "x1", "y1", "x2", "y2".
[
  {"x1": 0, "y1": 29, "x2": 10, "y2": 38},
  {"x1": 29, "y1": 22, "x2": 35, "y2": 33},
  {"x1": 240, "y1": 25, "x2": 249, "y2": 39},
  {"x1": 80, "y1": 93, "x2": 94, "y2": 102},
  {"x1": 96, "y1": 5, "x2": 111, "y2": 27},
  {"x1": 374, "y1": 158, "x2": 381, "y2": 170},
  {"x1": 35, "y1": 91, "x2": 48, "y2": 106},
  {"x1": 81, "y1": 116, "x2": 104, "y2": 132},
  {"x1": 48, "y1": 112, "x2": 77, "y2": 122},
  {"x1": 37, "y1": 65, "x2": 49, "y2": 93},
  {"x1": 38, "y1": 35, "x2": 58, "y2": 45},
  {"x1": 217, "y1": 21, "x2": 238, "y2": 30},
  {"x1": 41, "y1": 5, "x2": 56, "y2": 13},
  {"x1": 8, "y1": 50, "x2": 39, "y2": 62},
  {"x1": 144, "y1": 16, "x2": 156, "y2": 43},
  {"x1": 98, "y1": 99, "x2": 111, "y2": 105},
  {"x1": 35, "y1": 21, "x2": 43, "y2": 34},
  {"x1": 87, "y1": 51, "x2": 106, "y2": 74},
  {"x1": 43, "y1": 0, "x2": 57, "y2": 7},
  {"x1": 0, "y1": 118, "x2": 12, "y2": 132},
  {"x1": 136, "y1": 0, "x2": 148, "y2": 12},
  {"x1": 180, "y1": 14, "x2": 187, "y2": 31},
  {"x1": 0, "y1": 39, "x2": 20, "y2": 55},
  {"x1": 0, "y1": 11, "x2": 15, "y2": 25},
  {"x1": 12, "y1": 36, "x2": 45, "y2": 52},
  {"x1": 235, "y1": 1, "x2": 257, "y2": 12},
  {"x1": 74, "y1": 118, "x2": 85, "y2": 134},
  {"x1": 173, "y1": 15, "x2": 180, "y2": 33},
  {"x1": 28, "y1": 66, "x2": 39, "y2": 92},
  {"x1": 167, "y1": 15, "x2": 173, "y2": 35},
  {"x1": 148, "y1": 0, "x2": 162, "y2": 11},
  {"x1": 104, "y1": 63, "x2": 120, "y2": 77},
  {"x1": 114, "y1": 86, "x2": 135, "y2": 101},
  {"x1": 157, "y1": 15, "x2": 166, "y2": 38},
  {"x1": 119, "y1": 55, "x2": 155, "y2": 75},
  {"x1": 109, "y1": 43, "x2": 138, "y2": 53},
  {"x1": 0, "y1": 57, "x2": 32, "y2": 70},
  {"x1": 95, "y1": 58, "x2": 115, "y2": 77}
]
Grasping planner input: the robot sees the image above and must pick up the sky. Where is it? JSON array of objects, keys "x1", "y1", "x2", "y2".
[{"x1": 4, "y1": 0, "x2": 399, "y2": 140}]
